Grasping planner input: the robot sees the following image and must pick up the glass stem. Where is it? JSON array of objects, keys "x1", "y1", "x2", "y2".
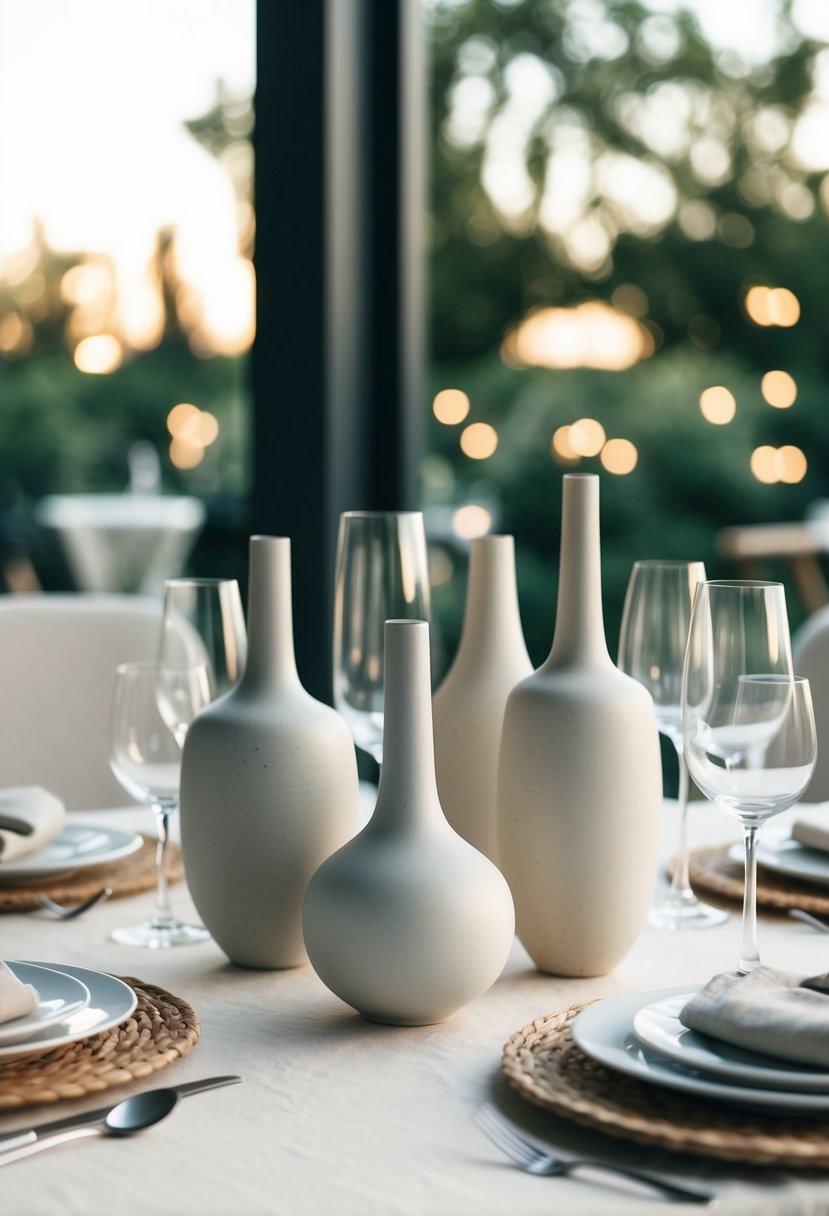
[
  {"x1": 668, "y1": 744, "x2": 694, "y2": 901},
  {"x1": 739, "y1": 825, "x2": 761, "y2": 973},
  {"x1": 151, "y1": 804, "x2": 176, "y2": 930}
]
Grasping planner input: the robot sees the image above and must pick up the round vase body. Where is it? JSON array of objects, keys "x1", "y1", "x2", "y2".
[
  {"x1": 303, "y1": 619, "x2": 515, "y2": 1025},
  {"x1": 180, "y1": 536, "x2": 359, "y2": 969},
  {"x1": 433, "y1": 535, "x2": 532, "y2": 864},
  {"x1": 497, "y1": 475, "x2": 662, "y2": 978}
]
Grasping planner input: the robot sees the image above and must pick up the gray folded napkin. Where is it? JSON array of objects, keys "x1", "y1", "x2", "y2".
[
  {"x1": 791, "y1": 805, "x2": 829, "y2": 853},
  {"x1": 0, "y1": 786, "x2": 66, "y2": 862},
  {"x1": 680, "y1": 967, "x2": 829, "y2": 1067},
  {"x1": 0, "y1": 960, "x2": 38, "y2": 1025}
]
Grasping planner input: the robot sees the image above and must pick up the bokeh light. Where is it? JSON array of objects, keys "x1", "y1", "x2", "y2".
[
  {"x1": 699, "y1": 385, "x2": 737, "y2": 424},
  {"x1": 452, "y1": 504, "x2": 493, "y2": 539},
  {"x1": 750, "y1": 446, "x2": 778, "y2": 484},
  {"x1": 73, "y1": 334, "x2": 123, "y2": 374},
  {"x1": 744, "y1": 285, "x2": 800, "y2": 327},
  {"x1": 750, "y1": 445, "x2": 808, "y2": 484},
  {"x1": 551, "y1": 425, "x2": 580, "y2": 465},
  {"x1": 568, "y1": 418, "x2": 606, "y2": 457},
  {"x1": 761, "y1": 370, "x2": 797, "y2": 408},
  {"x1": 600, "y1": 438, "x2": 638, "y2": 474},
  {"x1": 502, "y1": 301, "x2": 652, "y2": 371},
  {"x1": 433, "y1": 388, "x2": 471, "y2": 425},
  {"x1": 460, "y1": 422, "x2": 498, "y2": 459}
]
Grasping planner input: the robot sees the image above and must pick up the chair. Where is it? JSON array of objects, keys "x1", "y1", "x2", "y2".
[
  {"x1": 793, "y1": 604, "x2": 829, "y2": 801},
  {"x1": 0, "y1": 594, "x2": 162, "y2": 809}
]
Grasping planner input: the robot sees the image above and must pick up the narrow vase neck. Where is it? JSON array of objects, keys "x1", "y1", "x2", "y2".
[
  {"x1": 452, "y1": 535, "x2": 529, "y2": 671},
  {"x1": 240, "y1": 536, "x2": 301, "y2": 692},
  {"x1": 546, "y1": 475, "x2": 612, "y2": 669},
  {"x1": 375, "y1": 620, "x2": 443, "y2": 828}
]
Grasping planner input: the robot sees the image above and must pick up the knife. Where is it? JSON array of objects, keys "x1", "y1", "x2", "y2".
[{"x1": 0, "y1": 1075, "x2": 241, "y2": 1163}]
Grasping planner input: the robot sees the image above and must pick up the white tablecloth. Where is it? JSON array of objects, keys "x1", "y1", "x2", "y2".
[{"x1": 2, "y1": 796, "x2": 829, "y2": 1215}]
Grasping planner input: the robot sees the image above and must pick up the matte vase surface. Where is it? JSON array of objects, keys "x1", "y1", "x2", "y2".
[
  {"x1": 180, "y1": 536, "x2": 359, "y2": 969},
  {"x1": 303, "y1": 619, "x2": 515, "y2": 1025},
  {"x1": 497, "y1": 474, "x2": 663, "y2": 977},
  {"x1": 433, "y1": 535, "x2": 532, "y2": 863}
]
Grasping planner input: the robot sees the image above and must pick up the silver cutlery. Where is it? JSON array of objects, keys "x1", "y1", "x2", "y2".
[
  {"x1": 0, "y1": 1074, "x2": 241, "y2": 1165},
  {"x1": 789, "y1": 908, "x2": 829, "y2": 933},
  {"x1": 35, "y1": 887, "x2": 112, "y2": 919},
  {"x1": 474, "y1": 1104, "x2": 715, "y2": 1204}
]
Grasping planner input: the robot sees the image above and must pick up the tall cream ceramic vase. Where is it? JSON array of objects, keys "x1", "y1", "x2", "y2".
[
  {"x1": 497, "y1": 474, "x2": 662, "y2": 977},
  {"x1": 179, "y1": 535, "x2": 359, "y2": 969},
  {"x1": 303, "y1": 619, "x2": 515, "y2": 1025},
  {"x1": 433, "y1": 535, "x2": 532, "y2": 863}
]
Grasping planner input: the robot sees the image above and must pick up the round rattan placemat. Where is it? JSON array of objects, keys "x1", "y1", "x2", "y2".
[
  {"x1": 0, "y1": 977, "x2": 199, "y2": 1110},
  {"x1": 502, "y1": 1002, "x2": 829, "y2": 1167},
  {"x1": 686, "y1": 844, "x2": 829, "y2": 915},
  {"x1": 0, "y1": 838, "x2": 184, "y2": 913}
]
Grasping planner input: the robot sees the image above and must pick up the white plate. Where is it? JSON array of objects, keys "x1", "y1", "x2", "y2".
[
  {"x1": 0, "y1": 961, "x2": 137, "y2": 1062},
  {"x1": 727, "y1": 825, "x2": 829, "y2": 889},
  {"x1": 633, "y1": 990, "x2": 829, "y2": 1092},
  {"x1": 0, "y1": 823, "x2": 142, "y2": 884},
  {"x1": 572, "y1": 986, "x2": 829, "y2": 1113},
  {"x1": 0, "y1": 962, "x2": 90, "y2": 1045}
]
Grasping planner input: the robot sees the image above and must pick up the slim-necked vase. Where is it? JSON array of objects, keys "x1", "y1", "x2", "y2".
[
  {"x1": 179, "y1": 535, "x2": 359, "y2": 969},
  {"x1": 433, "y1": 534, "x2": 532, "y2": 863},
  {"x1": 303, "y1": 618, "x2": 515, "y2": 1025},
  {"x1": 497, "y1": 474, "x2": 662, "y2": 977}
]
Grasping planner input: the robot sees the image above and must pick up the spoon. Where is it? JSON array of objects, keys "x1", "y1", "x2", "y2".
[
  {"x1": 789, "y1": 908, "x2": 829, "y2": 934},
  {"x1": 35, "y1": 887, "x2": 112, "y2": 919},
  {"x1": 0, "y1": 1075, "x2": 241, "y2": 1165}
]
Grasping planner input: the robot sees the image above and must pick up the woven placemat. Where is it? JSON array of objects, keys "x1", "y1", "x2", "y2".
[
  {"x1": 0, "y1": 977, "x2": 199, "y2": 1110},
  {"x1": 502, "y1": 1002, "x2": 829, "y2": 1167},
  {"x1": 0, "y1": 837, "x2": 184, "y2": 913},
  {"x1": 686, "y1": 845, "x2": 829, "y2": 915}
]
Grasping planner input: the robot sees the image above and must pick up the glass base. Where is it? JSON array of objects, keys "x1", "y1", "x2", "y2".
[
  {"x1": 648, "y1": 892, "x2": 729, "y2": 930},
  {"x1": 111, "y1": 919, "x2": 211, "y2": 949}
]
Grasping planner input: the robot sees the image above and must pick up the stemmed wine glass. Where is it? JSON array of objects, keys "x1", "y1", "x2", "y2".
[
  {"x1": 109, "y1": 661, "x2": 212, "y2": 947},
  {"x1": 618, "y1": 560, "x2": 728, "y2": 929},
  {"x1": 158, "y1": 577, "x2": 247, "y2": 742},
  {"x1": 333, "y1": 511, "x2": 430, "y2": 767},
  {"x1": 682, "y1": 580, "x2": 817, "y2": 972}
]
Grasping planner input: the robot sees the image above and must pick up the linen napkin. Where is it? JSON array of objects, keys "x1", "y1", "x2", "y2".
[
  {"x1": 0, "y1": 786, "x2": 65, "y2": 862},
  {"x1": 791, "y1": 804, "x2": 829, "y2": 853},
  {"x1": 680, "y1": 967, "x2": 829, "y2": 1067},
  {"x1": 0, "y1": 960, "x2": 38, "y2": 1025}
]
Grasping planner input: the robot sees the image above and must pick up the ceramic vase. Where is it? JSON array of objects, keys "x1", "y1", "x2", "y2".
[
  {"x1": 303, "y1": 618, "x2": 515, "y2": 1025},
  {"x1": 179, "y1": 535, "x2": 359, "y2": 969},
  {"x1": 433, "y1": 535, "x2": 532, "y2": 863},
  {"x1": 497, "y1": 474, "x2": 662, "y2": 977}
]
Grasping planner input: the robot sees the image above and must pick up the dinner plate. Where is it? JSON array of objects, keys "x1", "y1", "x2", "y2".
[
  {"x1": 0, "y1": 961, "x2": 137, "y2": 1062},
  {"x1": 633, "y1": 989, "x2": 829, "y2": 1092},
  {"x1": 0, "y1": 823, "x2": 142, "y2": 884},
  {"x1": 0, "y1": 962, "x2": 90, "y2": 1046},
  {"x1": 727, "y1": 826, "x2": 829, "y2": 889},
  {"x1": 572, "y1": 986, "x2": 829, "y2": 1113}
]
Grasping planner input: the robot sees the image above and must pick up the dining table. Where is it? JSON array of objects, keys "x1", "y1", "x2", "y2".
[{"x1": 2, "y1": 791, "x2": 829, "y2": 1216}]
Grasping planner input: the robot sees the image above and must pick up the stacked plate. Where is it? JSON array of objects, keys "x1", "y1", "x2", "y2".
[
  {"x1": 0, "y1": 961, "x2": 137, "y2": 1063},
  {"x1": 572, "y1": 984, "x2": 829, "y2": 1114},
  {"x1": 727, "y1": 823, "x2": 829, "y2": 889},
  {"x1": 0, "y1": 823, "x2": 142, "y2": 887}
]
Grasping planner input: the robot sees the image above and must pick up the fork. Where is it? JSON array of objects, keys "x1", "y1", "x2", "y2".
[
  {"x1": 789, "y1": 909, "x2": 829, "y2": 933},
  {"x1": 35, "y1": 887, "x2": 112, "y2": 920},
  {"x1": 475, "y1": 1104, "x2": 715, "y2": 1204}
]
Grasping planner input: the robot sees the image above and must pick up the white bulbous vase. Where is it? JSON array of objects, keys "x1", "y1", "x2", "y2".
[
  {"x1": 179, "y1": 535, "x2": 359, "y2": 969},
  {"x1": 303, "y1": 618, "x2": 515, "y2": 1025},
  {"x1": 497, "y1": 474, "x2": 663, "y2": 978},
  {"x1": 433, "y1": 534, "x2": 532, "y2": 864}
]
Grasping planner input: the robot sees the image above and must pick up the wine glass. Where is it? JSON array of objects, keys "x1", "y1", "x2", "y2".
[
  {"x1": 618, "y1": 560, "x2": 728, "y2": 929},
  {"x1": 158, "y1": 578, "x2": 247, "y2": 744},
  {"x1": 109, "y1": 661, "x2": 212, "y2": 948},
  {"x1": 333, "y1": 511, "x2": 430, "y2": 766},
  {"x1": 682, "y1": 580, "x2": 817, "y2": 972}
]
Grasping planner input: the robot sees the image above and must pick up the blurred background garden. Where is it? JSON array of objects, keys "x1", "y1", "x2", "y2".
[{"x1": 2, "y1": 0, "x2": 829, "y2": 674}]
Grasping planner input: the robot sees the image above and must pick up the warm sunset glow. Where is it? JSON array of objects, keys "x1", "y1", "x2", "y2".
[
  {"x1": 73, "y1": 334, "x2": 123, "y2": 374},
  {"x1": 600, "y1": 438, "x2": 638, "y2": 474},
  {"x1": 452, "y1": 504, "x2": 493, "y2": 539},
  {"x1": 568, "y1": 418, "x2": 606, "y2": 457},
  {"x1": 502, "y1": 300, "x2": 652, "y2": 372},
  {"x1": 699, "y1": 385, "x2": 737, "y2": 424},
  {"x1": 187, "y1": 257, "x2": 255, "y2": 356},
  {"x1": 744, "y1": 285, "x2": 801, "y2": 327},
  {"x1": 118, "y1": 278, "x2": 165, "y2": 350},
  {"x1": 433, "y1": 388, "x2": 471, "y2": 425},
  {"x1": 551, "y1": 425, "x2": 579, "y2": 465},
  {"x1": 460, "y1": 422, "x2": 498, "y2": 460},
  {"x1": 761, "y1": 370, "x2": 797, "y2": 408},
  {"x1": 60, "y1": 260, "x2": 112, "y2": 307}
]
